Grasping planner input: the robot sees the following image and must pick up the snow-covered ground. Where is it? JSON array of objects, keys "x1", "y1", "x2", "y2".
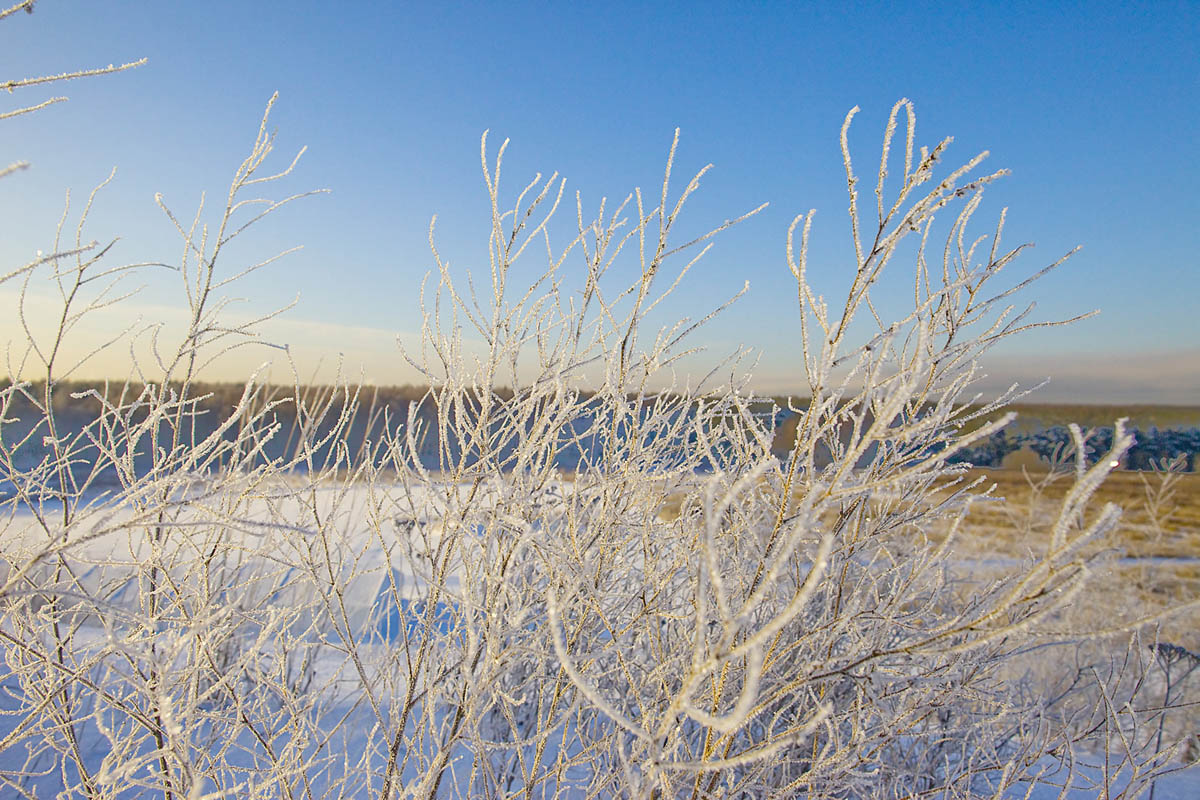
[{"x1": 2, "y1": 477, "x2": 1196, "y2": 798}]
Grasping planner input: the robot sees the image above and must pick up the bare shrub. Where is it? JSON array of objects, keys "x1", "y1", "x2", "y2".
[{"x1": 2, "y1": 8, "x2": 1196, "y2": 798}]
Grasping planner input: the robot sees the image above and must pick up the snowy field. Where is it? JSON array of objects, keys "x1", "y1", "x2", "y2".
[{"x1": 2, "y1": 473, "x2": 1196, "y2": 798}]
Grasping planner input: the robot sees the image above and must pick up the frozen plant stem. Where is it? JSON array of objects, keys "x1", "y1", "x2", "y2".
[{"x1": 1, "y1": 13, "x2": 1197, "y2": 795}]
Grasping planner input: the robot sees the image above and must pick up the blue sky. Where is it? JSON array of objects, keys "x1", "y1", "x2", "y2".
[{"x1": 2, "y1": 1, "x2": 1197, "y2": 402}]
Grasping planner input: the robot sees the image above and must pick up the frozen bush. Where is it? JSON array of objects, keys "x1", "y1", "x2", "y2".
[{"x1": 1, "y1": 7, "x2": 1196, "y2": 798}]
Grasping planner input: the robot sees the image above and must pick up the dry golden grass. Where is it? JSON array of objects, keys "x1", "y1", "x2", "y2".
[
  {"x1": 654, "y1": 467, "x2": 1200, "y2": 551},
  {"x1": 942, "y1": 467, "x2": 1200, "y2": 649},
  {"x1": 655, "y1": 466, "x2": 1200, "y2": 648},
  {"x1": 952, "y1": 467, "x2": 1200, "y2": 558}
]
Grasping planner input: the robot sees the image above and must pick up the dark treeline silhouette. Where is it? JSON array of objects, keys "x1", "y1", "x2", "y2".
[{"x1": 5, "y1": 381, "x2": 1195, "y2": 495}]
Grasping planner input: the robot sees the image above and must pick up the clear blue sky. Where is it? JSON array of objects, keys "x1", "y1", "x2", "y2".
[{"x1": 2, "y1": 1, "x2": 1197, "y2": 402}]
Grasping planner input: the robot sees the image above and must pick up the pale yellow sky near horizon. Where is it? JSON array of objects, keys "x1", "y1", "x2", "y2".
[{"x1": 3, "y1": 288, "x2": 1197, "y2": 405}]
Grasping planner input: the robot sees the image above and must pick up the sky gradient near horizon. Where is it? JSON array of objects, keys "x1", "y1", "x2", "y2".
[{"x1": 2, "y1": 1, "x2": 1197, "y2": 403}]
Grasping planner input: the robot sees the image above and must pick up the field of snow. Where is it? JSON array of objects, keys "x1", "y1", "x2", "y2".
[{"x1": 2, "y1": 472, "x2": 1196, "y2": 798}]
